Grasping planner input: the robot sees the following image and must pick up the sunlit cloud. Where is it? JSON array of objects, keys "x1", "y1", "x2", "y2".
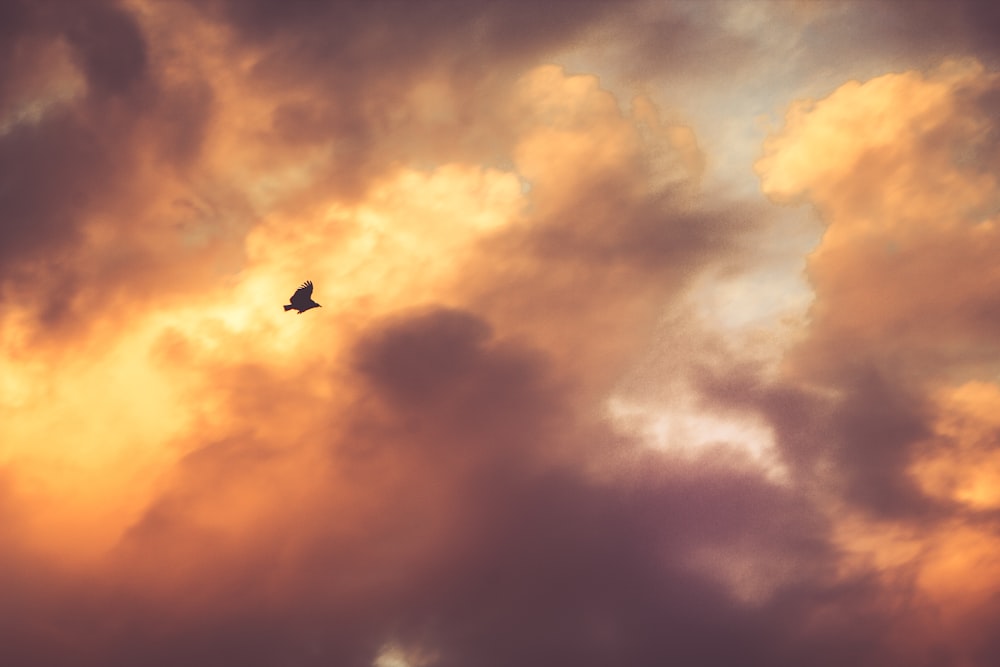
[{"x1": 3, "y1": 1, "x2": 1000, "y2": 665}]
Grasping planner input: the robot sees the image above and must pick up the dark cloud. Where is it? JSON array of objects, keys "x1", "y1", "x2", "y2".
[
  {"x1": 0, "y1": 107, "x2": 114, "y2": 268},
  {"x1": 41, "y1": 308, "x2": 888, "y2": 667},
  {"x1": 0, "y1": 0, "x2": 148, "y2": 106},
  {"x1": 786, "y1": 0, "x2": 1000, "y2": 81},
  {"x1": 877, "y1": 0, "x2": 1000, "y2": 65},
  {"x1": 199, "y1": 0, "x2": 619, "y2": 65},
  {"x1": 687, "y1": 336, "x2": 940, "y2": 526},
  {"x1": 354, "y1": 308, "x2": 498, "y2": 408},
  {"x1": 60, "y1": 0, "x2": 149, "y2": 97},
  {"x1": 0, "y1": 294, "x2": 993, "y2": 667},
  {"x1": 0, "y1": 1, "x2": 227, "y2": 340},
  {"x1": 615, "y1": 3, "x2": 765, "y2": 83},
  {"x1": 0, "y1": 0, "x2": 44, "y2": 114},
  {"x1": 826, "y1": 367, "x2": 936, "y2": 517}
]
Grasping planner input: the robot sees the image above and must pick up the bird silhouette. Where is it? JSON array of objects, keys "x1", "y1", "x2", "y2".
[{"x1": 284, "y1": 280, "x2": 321, "y2": 314}]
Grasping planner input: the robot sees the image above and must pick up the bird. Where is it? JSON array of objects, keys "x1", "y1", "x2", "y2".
[{"x1": 284, "y1": 280, "x2": 322, "y2": 314}]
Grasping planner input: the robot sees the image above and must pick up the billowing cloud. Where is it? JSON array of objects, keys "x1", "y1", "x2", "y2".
[
  {"x1": 755, "y1": 55, "x2": 1000, "y2": 658},
  {"x1": 3, "y1": 1, "x2": 1000, "y2": 666}
]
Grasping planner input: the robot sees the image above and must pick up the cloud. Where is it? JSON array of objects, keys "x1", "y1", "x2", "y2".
[
  {"x1": 754, "y1": 56, "x2": 1000, "y2": 658},
  {"x1": 4, "y1": 1, "x2": 1000, "y2": 665},
  {"x1": 0, "y1": 1, "x2": 240, "y2": 344},
  {"x1": 0, "y1": 9, "x2": 795, "y2": 663},
  {"x1": 61, "y1": 0, "x2": 149, "y2": 97},
  {"x1": 24, "y1": 305, "x2": 869, "y2": 667},
  {"x1": 758, "y1": 59, "x2": 1000, "y2": 383}
]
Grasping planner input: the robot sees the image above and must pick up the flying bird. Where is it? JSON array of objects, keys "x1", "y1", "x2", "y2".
[{"x1": 284, "y1": 280, "x2": 322, "y2": 314}]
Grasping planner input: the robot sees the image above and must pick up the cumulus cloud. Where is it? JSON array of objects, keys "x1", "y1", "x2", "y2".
[
  {"x1": 755, "y1": 55, "x2": 1000, "y2": 655},
  {"x1": 3, "y1": 1, "x2": 1000, "y2": 666}
]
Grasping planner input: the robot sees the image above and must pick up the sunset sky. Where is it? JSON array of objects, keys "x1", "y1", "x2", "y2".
[{"x1": 3, "y1": 1, "x2": 1000, "y2": 665}]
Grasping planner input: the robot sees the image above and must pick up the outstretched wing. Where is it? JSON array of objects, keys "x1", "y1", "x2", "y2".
[
  {"x1": 294, "y1": 280, "x2": 314, "y2": 300},
  {"x1": 289, "y1": 280, "x2": 314, "y2": 308}
]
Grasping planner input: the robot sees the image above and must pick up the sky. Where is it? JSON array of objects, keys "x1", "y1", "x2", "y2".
[{"x1": 3, "y1": 0, "x2": 1000, "y2": 665}]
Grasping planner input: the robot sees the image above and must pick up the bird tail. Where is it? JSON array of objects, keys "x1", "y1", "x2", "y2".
[{"x1": 283, "y1": 304, "x2": 293, "y2": 311}]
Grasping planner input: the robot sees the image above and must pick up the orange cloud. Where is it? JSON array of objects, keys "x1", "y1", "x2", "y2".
[
  {"x1": 759, "y1": 60, "x2": 1000, "y2": 379},
  {"x1": 755, "y1": 57, "x2": 1000, "y2": 661},
  {"x1": 5, "y1": 1, "x2": 1000, "y2": 665},
  {"x1": 910, "y1": 382, "x2": 1000, "y2": 510}
]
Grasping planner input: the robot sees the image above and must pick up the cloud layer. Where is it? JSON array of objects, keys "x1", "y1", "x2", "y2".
[{"x1": 3, "y1": 1, "x2": 1000, "y2": 665}]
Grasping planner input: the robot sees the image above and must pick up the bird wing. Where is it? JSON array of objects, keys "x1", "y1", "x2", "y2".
[{"x1": 291, "y1": 280, "x2": 314, "y2": 302}]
